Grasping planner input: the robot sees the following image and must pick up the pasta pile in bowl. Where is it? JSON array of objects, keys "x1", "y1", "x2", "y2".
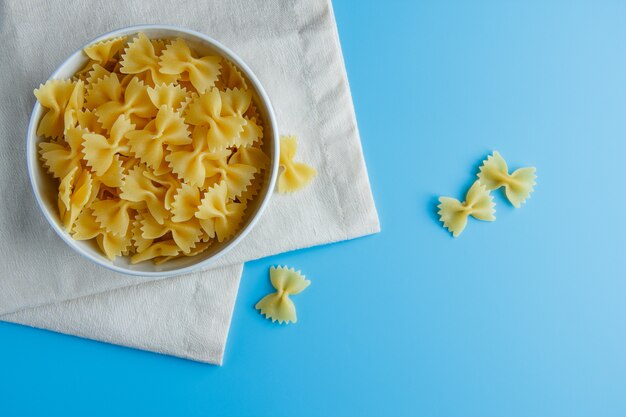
[{"x1": 27, "y1": 26, "x2": 279, "y2": 276}]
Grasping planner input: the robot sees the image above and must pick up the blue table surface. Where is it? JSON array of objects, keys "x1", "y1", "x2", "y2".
[{"x1": 3, "y1": 1, "x2": 626, "y2": 416}]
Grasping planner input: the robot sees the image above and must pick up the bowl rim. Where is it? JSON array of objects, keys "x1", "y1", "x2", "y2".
[{"x1": 26, "y1": 24, "x2": 280, "y2": 278}]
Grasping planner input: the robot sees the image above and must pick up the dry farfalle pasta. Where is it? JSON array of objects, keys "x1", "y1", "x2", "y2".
[
  {"x1": 438, "y1": 180, "x2": 496, "y2": 237},
  {"x1": 278, "y1": 135, "x2": 317, "y2": 193},
  {"x1": 477, "y1": 151, "x2": 536, "y2": 208},
  {"x1": 255, "y1": 266, "x2": 311, "y2": 324},
  {"x1": 437, "y1": 151, "x2": 537, "y2": 237},
  {"x1": 34, "y1": 32, "x2": 271, "y2": 264}
]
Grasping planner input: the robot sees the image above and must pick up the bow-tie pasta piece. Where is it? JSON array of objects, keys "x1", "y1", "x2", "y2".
[
  {"x1": 120, "y1": 33, "x2": 178, "y2": 86},
  {"x1": 219, "y1": 88, "x2": 251, "y2": 116},
  {"x1": 126, "y1": 105, "x2": 191, "y2": 170},
  {"x1": 84, "y1": 36, "x2": 126, "y2": 67},
  {"x1": 85, "y1": 64, "x2": 114, "y2": 88},
  {"x1": 477, "y1": 151, "x2": 537, "y2": 208},
  {"x1": 131, "y1": 213, "x2": 153, "y2": 254},
  {"x1": 216, "y1": 59, "x2": 248, "y2": 90},
  {"x1": 153, "y1": 241, "x2": 213, "y2": 265},
  {"x1": 165, "y1": 125, "x2": 230, "y2": 186},
  {"x1": 195, "y1": 181, "x2": 246, "y2": 242},
  {"x1": 39, "y1": 127, "x2": 86, "y2": 180},
  {"x1": 185, "y1": 88, "x2": 248, "y2": 151},
  {"x1": 219, "y1": 88, "x2": 263, "y2": 147},
  {"x1": 203, "y1": 153, "x2": 257, "y2": 200},
  {"x1": 93, "y1": 156, "x2": 124, "y2": 189},
  {"x1": 159, "y1": 38, "x2": 221, "y2": 93},
  {"x1": 438, "y1": 180, "x2": 496, "y2": 237},
  {"x1": 82, "y1": 115, "x2": 135, "y2": 187},
  {"x1": 91, "y1": 198, "x2": 139, "y2": 237},
  {"x1": 140, "y1": 211, "x2": 203, "y2": 254},
  {"x1": 34, "y1": 32, "x2": 272, "y2": 264},
  {"x1": 74, "y1": 60, "x2": 99, "y2": 82},
  {"x1": 146, "y1": 83, "x2": 190, "y2": 112},
  {"x1": 76, "y1": 38, "x2": 126, "y2": 79},
  {"x1": 73, "y1": 208, "x2": 132, "y2": 260},
  {"x1": 142, "y1": 169, "x2": 181, "y2": 211},
  {"x1": 76, "y1": 109, "x2": 106, "y2": 134},
  {"x1": 34, "y1": 79, "x2": 84, "y2": 139},
  {"x1": 119, "y1": 165, "x2": 170, "y2": 224},
  {"x1": 63, "y1": 80, "x2": 85, "y2": 132},
  {"x1": 255, "y1": 266, "x2": 311, "y2": 324},
  {"x1": 239, "y1": 117, "x2": 263, "y2": 147},
  {"x1": 230, "y1": 145, "x2": 270, "y2": 171},
  {"x1": 85, "y1": 72, "x2": 120, "y2": 110},
  {"x1": 130, "y1": 240, "x2": 180, "y2": 264},
  {"x1": 58, "y1": 167, "x2": 93, "y2": 230},
  {"x1": 85, "y1": 64, "x2": 113, "y2": 87},
  {"x1": 93, "y1": 75, "x2": 157, "y2": 130},
  {"x1": 171, "y1": 183, "x2": 203, "y2": 223},
  {"x1": 238, "y1": 172, "x2": 264, "y2": 203},
  {"x1": 278, "y1": 135, "x2": 317, "y2": 193},
  {"x1": 220, "y1": 88, "x2": 263, "y2": 146}
]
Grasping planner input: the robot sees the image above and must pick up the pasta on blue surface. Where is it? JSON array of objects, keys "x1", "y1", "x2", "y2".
[
  {"x1": 256, "y1": 266, "x2": 311, "y2": 324},
  {"x1": 477, "y1": 151, "x2": 537, "y2": 208},
  {"x1": 438, "y1": 180, "x2": 496, "y2": 237}
]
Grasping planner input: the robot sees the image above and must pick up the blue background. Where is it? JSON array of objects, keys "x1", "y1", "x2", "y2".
[{"x1": 2, "y1": 1, "x2": 626, "y2": 415}]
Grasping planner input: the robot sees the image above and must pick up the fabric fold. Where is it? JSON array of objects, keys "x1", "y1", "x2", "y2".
[{"x1": 3, "y1": 265, "x2": 243, "y2": 364}]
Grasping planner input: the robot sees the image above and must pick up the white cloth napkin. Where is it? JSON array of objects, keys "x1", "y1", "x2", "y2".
[{"x1": 0, "y1": 0, "x2": 379, "y2": 364}]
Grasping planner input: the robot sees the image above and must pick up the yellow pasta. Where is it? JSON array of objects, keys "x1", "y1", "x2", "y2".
[
  {"x1": 76, "y1": 109, "x2": 106, "y2": 134},
  {"x1": 34, "y1": 79, "x2": 82, "y2": 139},
  {"x1": 34, "y1": 33, "x2": 271, "y2": 263},
  {"x1": 73, "y1": 208, "x2": 132, "y2": 260},
  {"x1": 238, "y1": 172, "x2": 264, "y2": 203},
  {"x1": 195, "y1": 181, "x2": 246, "y2": 242},
  {"x1": 477, "y1": 151, "x2": 537, "y2": 208},
  {"x1": 39, "y1": 126, "x2": 86, "y2": 179},
  {"x1": 215, "y1": 59, "x2": 248, "y2": 90},
  {"x1": 171, "y1": 182, "x2": 203, "y2": 222},
  {"x1": 84, "y1": 37, "x2": 126, "y2": 66},
  {"x1": 82, "y1": 64, "x2": 112, "y2": 90},
  {"x1": 92, "y1": 75, "x2": 157, "y2": 130},
  {"x1": 255, "y1": 266, "x2": 311, "y2": 324},
  {"x1": 278, "y1": 135, "x2": 317, "y2": 193},
  {"x1": 165, "y1": 125, "x2": 230, "y2": 186},
  {"x1": 159, "y1": 38, "x2": 221, "y2": 92},
  {"x1": 146, "y1": 83, "x2": 190, "y2": 111},
  {"x1": 130, "y1": 240, "x2": 180, "y2": 264},
  {"x1": 152, "y1": 240, "x2": 213, "y2": 265},
  {"x1": 185, "y1": 89, "x2": 241, "y2": 149},
  {"x1": 119, "y1": 165, "x2": 170, "y2": 224},
  {"x1": 125, "y1": 105, "x2": 191, "y2": 169},
  {"x1": 120, "y1": 33, "x2": 178, "y2": 86},
  {"x1": 82, "y1": 115, "x2": 135, "y2": 187},
  {"x1": 438, "y1": 180, "x2": 496, "y2": 237},
  {"x1": 143, "y1": 169, "x2": 181, "y2": 211},
  {"x1": 202, "y1": 154, "x2": 257, "y2": 199},
  {"x1": 58, "y1": 167, "x2": 93, "y2": 231},
  {"x1": 139, "y1": 211, "x2": 203, "y2": 254}
]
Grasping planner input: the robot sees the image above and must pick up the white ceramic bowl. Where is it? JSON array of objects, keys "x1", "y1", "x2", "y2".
[{"x1": 26, "y1": 25, "x2": 279, "y2": 277}]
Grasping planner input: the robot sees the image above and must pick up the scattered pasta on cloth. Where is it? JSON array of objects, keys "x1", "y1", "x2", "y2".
[
  {"x1": 278, "y1": 135, "x2": 317, "y2": 193},
  {"x1": 255, "y1": 266, "x2": 311, "y2": 324},
  {"x1": 34, "y1": 32, "x2": 272, "y2": 264},
  {"x1": 438, "y1": 151, "x2": 536, "y2": 237}
]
